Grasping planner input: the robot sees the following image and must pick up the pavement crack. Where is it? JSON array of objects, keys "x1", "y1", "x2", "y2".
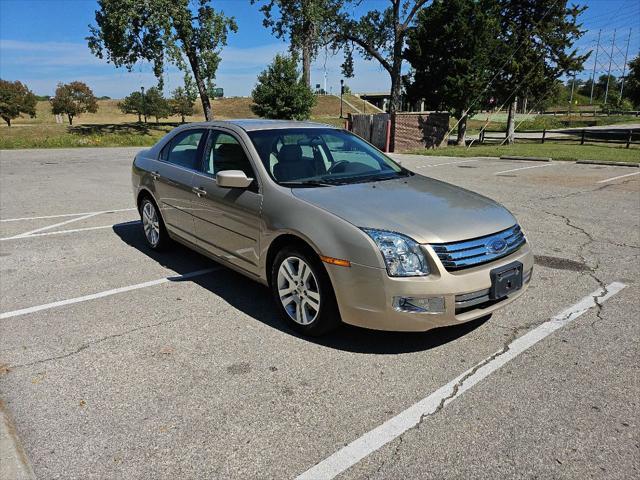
[
  {"x1": 9, "y1": 318, "x2": 179, "y2": 370},
  {"x1": 542, "y1": 209, "x2": 611, "y2": 328},
  {"x1": 539, "y1": 176, "x2": 637, "y2": 201}
]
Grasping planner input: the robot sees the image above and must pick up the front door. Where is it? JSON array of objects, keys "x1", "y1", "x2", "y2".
[
  {"x1": 150, "y1": 128, "x2": 207, "y2": 245},
  {"x1": 191, "y1": 129, "x2": 262, "y2": 275}
]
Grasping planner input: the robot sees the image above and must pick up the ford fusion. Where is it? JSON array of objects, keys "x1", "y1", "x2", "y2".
[{"x1": 132, "y1": 120, "x2": 532, "y2": 336}]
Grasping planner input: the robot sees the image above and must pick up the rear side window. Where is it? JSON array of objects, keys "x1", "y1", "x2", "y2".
[{"x1": 162, "y1": 129, "x2": 207, "y2": 170}]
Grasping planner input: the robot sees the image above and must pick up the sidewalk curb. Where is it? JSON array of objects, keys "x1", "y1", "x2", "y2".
[
  {"x1": 499, "y1": 155, "x2": 552, "y2": 162},
  {"x1": 1, "y1": 399, "x2": 35, "y2": 480},
  {"x1": 576, "y1": 160, "x2": 639, "y2": 168}
]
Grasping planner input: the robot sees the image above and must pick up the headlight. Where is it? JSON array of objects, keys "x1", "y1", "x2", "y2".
[{"x1": 362, "y1": 229, "x2": 430, "y2": 277}]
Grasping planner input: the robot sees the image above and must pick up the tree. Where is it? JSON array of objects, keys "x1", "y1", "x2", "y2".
[
  {"x1": 252, "y1": 0, "x2": 343, "y2": 87},
  {"x1": 251, "y1": 54, "x2": 316, "y2": 120},
  {"x1": 405, "y1": 0, "x2": 500, "y2": 145},
  {"x1": 623, "y1": 53, "x2": 640, "y2": 108},
  {"x1": 50, "y1": 81, "x2": 98, "y2": 125},
  {"x1": 88, "y1": 0, "x2": 237, "y2": 121},
  {"x1": 493, "y1": 0, "x2": 588, "y2": 143},
  {"x1": 119, "y1": 91, "x2": 146, "y2": 122},
  {"x1": 144, "y1": 87, "x2": 170, "y2": 123},
  {"x1": 337, "y1": 0, "x2": 430, "y2": 117},
  {"x1": 170, "y1": 87, "x2": 195, "y2": 123},
  {"x1": 0, "y1": 79, "x2": 37, "y2": 126}
]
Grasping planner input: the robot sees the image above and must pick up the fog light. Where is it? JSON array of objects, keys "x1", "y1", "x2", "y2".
[{"x1": 393, "y1": 296, "x2": 445, "y2": 314}]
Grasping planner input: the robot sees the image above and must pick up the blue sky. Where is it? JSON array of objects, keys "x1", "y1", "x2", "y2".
[{"x1": 0, "y1": 0, "x2": 638, "y2": 98}]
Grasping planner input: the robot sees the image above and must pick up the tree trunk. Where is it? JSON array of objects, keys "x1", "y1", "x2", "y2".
[
  {"x1": 302, "y1": 43, "x2": 312, "y2": 88},
  {"x1": 505, "y1": 98, "x2": 517, "y2": 145},
  {"x1": 4, "y1": 117, "x2": 10, "y2": 127},
  {"x1": 137, "y1": 113, "x2": 141, "y2": 123},
  {"x1": 181, "y1": 114, "x2": 185, "y2": 124},
  {"x1": 456, "y1": 114, "x2": 467, "y2": 146},
  {"x1": 186, "y1": 51, "x2": 212, "y2": 121},
  {"x1": 68, "y1": 114, "x2": 73, "y2": 125}
]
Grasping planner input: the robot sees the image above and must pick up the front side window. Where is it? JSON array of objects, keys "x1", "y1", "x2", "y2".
[
  {"x1": 248, "y1": 128, "x2": 407, "y2": 186},
  {"x1": 163, "y1": 129, "x2": 207, "y2": 170},
  {"x1": 204, "y1": 131, "x2": 255, "y2": 178}
]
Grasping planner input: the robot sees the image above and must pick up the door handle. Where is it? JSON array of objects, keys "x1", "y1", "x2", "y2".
[
  {"x1": 151, "y1": 171, "x2": 161, "y2": 180},
  {"x1": 192, "y1": 186, "x2": 207, "y2": 197}
]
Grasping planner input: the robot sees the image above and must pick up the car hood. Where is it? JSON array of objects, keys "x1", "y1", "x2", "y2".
[{"x1": 291, "y1": 174, "x2": 517, "y2": 244}]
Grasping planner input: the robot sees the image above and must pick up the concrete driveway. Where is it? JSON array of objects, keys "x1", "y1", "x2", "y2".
[{"x1": 0, "y1": 147, "x2": 638, "y2": 479}]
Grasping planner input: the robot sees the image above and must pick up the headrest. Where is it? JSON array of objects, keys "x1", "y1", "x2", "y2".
[
  {"x1": 217, "y1": 143, "x2": 244, "y2": 159},
  {"x1": 277, "y1": 144, "x2": 302, "y2": 164}
]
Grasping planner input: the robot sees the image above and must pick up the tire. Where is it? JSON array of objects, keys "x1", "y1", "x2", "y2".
[
  {"x1": 270, "y1": 246, "x2": 341, "y2": 337},
  {"x1": 139, "y1": 196, "x2": 171, "y2": 250}
]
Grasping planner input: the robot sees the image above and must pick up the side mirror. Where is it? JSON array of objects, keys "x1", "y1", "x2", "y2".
[{"x1": 216, "y1": 170, "x2": 254, "y2": 188}]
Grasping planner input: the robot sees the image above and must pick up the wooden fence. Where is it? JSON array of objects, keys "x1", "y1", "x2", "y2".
[{"x1": 478, "y1": 128, "x2": 640, "y2": 148}]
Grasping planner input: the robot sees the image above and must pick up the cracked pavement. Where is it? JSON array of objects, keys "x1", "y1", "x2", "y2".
[{"x1": 1, "y1": 148, "x2": 638, "y2": 479}]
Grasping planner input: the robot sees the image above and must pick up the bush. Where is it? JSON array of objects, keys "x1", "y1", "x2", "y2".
[{"x1": 251, "y1": 54, "x2": 316, "y2": 120}]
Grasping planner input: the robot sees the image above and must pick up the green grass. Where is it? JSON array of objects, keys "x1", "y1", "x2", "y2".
[{"x1": 410, "y1": 143, "x2": 640, "y2": 163}]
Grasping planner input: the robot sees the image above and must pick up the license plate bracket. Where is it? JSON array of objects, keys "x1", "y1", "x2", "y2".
[{"x1": 490, "y1": 261, "x2": 523, "y2": 300}]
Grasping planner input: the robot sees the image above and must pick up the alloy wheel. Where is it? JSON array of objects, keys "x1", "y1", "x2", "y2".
[
  {"x1": 142, "y1": 201, "x2": 160, "y2": 247},
  {"x1": 277, "y1": 256, "x2": 321, "y2": 325}
]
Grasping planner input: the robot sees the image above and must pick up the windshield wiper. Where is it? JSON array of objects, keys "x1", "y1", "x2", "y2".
[{"x1": 279, "y1": 180, "x2": 337, "y2": 187}]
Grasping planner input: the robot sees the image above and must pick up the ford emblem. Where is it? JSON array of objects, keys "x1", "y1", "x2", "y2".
[{"x1": 488, "y1": 238, "x2": 507, "y2": 254}]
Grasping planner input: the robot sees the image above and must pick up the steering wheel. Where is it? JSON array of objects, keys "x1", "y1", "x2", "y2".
[{"x1": 327, "y1": 160, "x2": 350, "y2": 174}]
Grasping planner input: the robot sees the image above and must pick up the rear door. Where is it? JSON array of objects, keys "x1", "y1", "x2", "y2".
[
  {"x1": 151, "y1": 128, "x2": 207, "y2": 244},
  {"x1": 191, "y1": 129, "x2": 263, "y2": 275}
]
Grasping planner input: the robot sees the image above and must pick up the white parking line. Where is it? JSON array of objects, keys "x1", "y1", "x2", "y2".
[
  {"x1": 0, "y1": 208, "x2": 137, "y2": 223},
  {"x1": 0, "y1": 221, "x2": 140, "y2": 241},
  {"x1": 0, "y1": 267, "x2": 220, "y2": 320},
  {"x1": 495, "y1": 164, "x2": 556, "y2": 175},
  {"x1": 596, "y1": 171, "x2": 640, "y2": 184},
  {"x1": 296, "y1": 281, "x2": 627, "y2": 480},
  {"x1": 418, "y1": 159, "x2": 479, "y2": 168},
  {"x1": 4, "y1": 212, "x2": 101, "y2": 240}
]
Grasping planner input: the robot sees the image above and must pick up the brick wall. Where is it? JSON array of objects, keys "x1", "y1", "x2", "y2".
[{"x1": 392, "y1": 112, "x2": 450, "y2": 152}]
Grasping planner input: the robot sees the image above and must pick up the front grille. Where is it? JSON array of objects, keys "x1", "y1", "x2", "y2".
[{"x1": 432, "y1": 225, "x2": 526, "y2": 271}]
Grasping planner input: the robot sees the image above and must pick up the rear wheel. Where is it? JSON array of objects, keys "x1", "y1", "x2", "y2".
[
  {"x1": 271, "y1": 246, "x2": 340, "y2": 336},
  {"x1": 140, "y1": 197, "x2": 170, "y2": 250}
]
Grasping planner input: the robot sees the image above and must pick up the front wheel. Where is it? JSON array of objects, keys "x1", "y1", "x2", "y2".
[
  {"x1": 271, "y1": 247, "x2": 341, "y2": 337},
  {"x1": 140, "y1": 197, "x2": 170, "y2": 250}
]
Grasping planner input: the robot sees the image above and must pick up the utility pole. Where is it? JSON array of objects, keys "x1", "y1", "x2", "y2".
[
  {"x1": 340, "y1": 79, "x2": 344, "y2": 118},
  {"x1": 589, "y1": 29, "x2": 601, "y2": 104},
  {"x1": 569, "y1": 74, "x2": 576, "y2": 113},
  {"x1": 619, "y1": 28, "x2": 632, "y2": 98},
  {"x1": 604, "y1": 29, "x2": 616, "y2": 105}
]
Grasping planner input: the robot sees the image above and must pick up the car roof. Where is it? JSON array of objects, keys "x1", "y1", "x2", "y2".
[{"x1": 186, "y1": 119, "x2": 340, "y2": 132}]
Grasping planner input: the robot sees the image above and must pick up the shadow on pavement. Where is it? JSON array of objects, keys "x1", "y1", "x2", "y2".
[{"x1": 113, "y1": 220, "x2": 489, "y2": 355}]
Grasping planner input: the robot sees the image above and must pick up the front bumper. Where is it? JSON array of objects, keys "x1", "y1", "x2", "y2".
[{"x1": 325, "y1": 242, "x2": 533, "y2": 332}]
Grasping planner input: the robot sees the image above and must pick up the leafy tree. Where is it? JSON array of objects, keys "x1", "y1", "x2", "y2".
[
  {"x1": 170, "y1": 87, "x2": 195, "y2": 123},
  {"x1": 119, "y1": 91, "x2": 146, "y2": 123},
  {"x1": 0, "y1": 79, "x2": 37, "y2": 126},
  {"x1": 493, "y1": 0, "x2": 588, "y2": 143},
  {"x1": 145, "y1": 87, "x2": 171, "y2": 123},
  {"x1": 405, "y1": 0, "x2": 500, "y2": 145},
  {"x1": 623, "y1": 53, "x2": 640, "y2": 108},
  {"x1": 337, "y1": 0, "x2": 430, "y2": 117},
  {"x1": 252, "y1": 0, "x2": 343, "y2": 87},
  {"x1": 50, "y1": 81, "x2": 98, "y2": 125},
  {"x1": 88, "y1": 0, "x2": 237, "y2": 121},
  {"x1": 251, "y1": 54, "x2": 316, "y2": 120}
]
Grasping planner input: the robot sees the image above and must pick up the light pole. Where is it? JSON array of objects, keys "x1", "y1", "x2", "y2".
[
  {"x1": 141, "y1": 86, "x2": 146, "y2": 123},
  {"x1": 340, "y1": 79, "x2": 344, "y2": 118}
]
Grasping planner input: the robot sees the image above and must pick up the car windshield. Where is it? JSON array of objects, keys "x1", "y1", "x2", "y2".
[{"x1": 247, "y1": 128, "x2": 410, "y2": 186}]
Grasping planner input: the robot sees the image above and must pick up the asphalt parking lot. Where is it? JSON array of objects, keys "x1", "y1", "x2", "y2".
[{"x1": 1, "y1": 147, "x2": 638, "y2": 479}]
